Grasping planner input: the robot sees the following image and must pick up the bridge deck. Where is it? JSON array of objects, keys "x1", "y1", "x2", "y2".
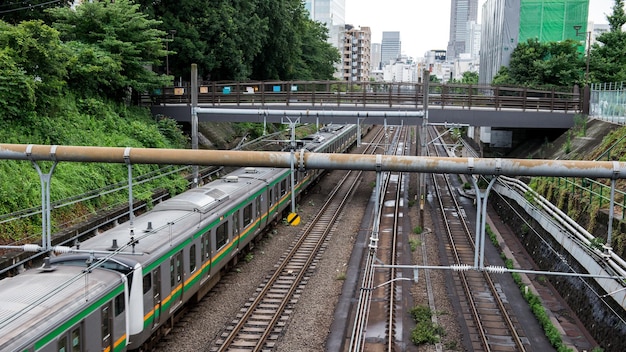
[{"x1": 144, "y1": 81, "x2": 582, "y2": 128}]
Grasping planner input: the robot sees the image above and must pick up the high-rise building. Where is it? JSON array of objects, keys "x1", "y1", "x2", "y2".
[
  {"x1": 304, "y1": 0, "x2": 346, "y2": 50},
  {"x1": 342, "y1": 25, "x2": 371, "y2": 82},
  {"x1": 304, "y1": 0, "x2": 346, "y2": 78},
  {"x1": 447, "y1": 0, "x2": 479, "y2": 59},
  {"x1": 371, "y1": 43, "x2": 382, "y2": 72},
  {"x1": 380, "y1": 32, "x2": 401, "y2": 69},
  {"x1": 479, "y1": 0, "x2": 590, "y2": 84}
]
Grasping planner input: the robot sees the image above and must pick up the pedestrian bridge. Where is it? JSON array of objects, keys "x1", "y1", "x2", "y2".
[{"x1": 143, "y1": 80, "x2": 585, "y2": 128}]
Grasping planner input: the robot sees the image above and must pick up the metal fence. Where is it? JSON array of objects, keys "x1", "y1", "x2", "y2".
[{"x1": 590, "y1": 82, "x2": 626, "y2": 124}]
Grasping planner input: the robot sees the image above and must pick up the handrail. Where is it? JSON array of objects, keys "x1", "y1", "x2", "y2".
[{"x1": 141, "y1": 80, "x2": 582, "y2": 113}]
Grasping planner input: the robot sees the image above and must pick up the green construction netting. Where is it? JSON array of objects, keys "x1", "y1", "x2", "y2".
[{"x1": 519, "y1": 0, "x2": 589, "y2": 51}]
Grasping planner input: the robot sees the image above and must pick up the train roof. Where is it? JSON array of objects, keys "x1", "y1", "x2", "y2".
[
  {"x1": 57, "y1": 167, "x2": 288, "y2": 266},
  {"x1": 0, "y1": 265, "x2": 124, "y2": 350},
  {"x1": 298, "y1": 124, "x2": 355, "y2": 151}
]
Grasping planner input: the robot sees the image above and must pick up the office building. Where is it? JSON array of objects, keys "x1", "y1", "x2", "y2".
[
  {"x1": 304, "y1": 0, "x2": 346, "y2": 50},
  {"x1": 447, "y1": 0, "x2": 479, "y2": 59},
  {"x1": 371, "y1": 43, "x2": 381, "y2": 72},
  {"x1": 380, "y1": 31, "x2": 401, "y2": 69},
  {"x1": 479, "y1": 0, "x2": 590, "y2": 84}
]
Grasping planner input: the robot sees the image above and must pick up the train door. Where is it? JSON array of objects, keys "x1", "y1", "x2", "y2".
[
  {"x1": 101, "y1": 303, "x2": 113, "y2": 352},
  {"x1": 233, "y1": 210, "x2": 240, "y2": 251},
  {"x1": 170, "y1": 251, "x2": 183, "y2": 311},
  {"x1": 268, "y1": 187, "x2": 274, "y2": 219},
  {"x1": 256, "y1": 197, "x2": 262, "y2": 227},
  {"x1": 201, "y1": 233, "x2": 211, "y2": 279},
  {"x1": 152, "y1": 267, "x2": 161, "y2": 329}
]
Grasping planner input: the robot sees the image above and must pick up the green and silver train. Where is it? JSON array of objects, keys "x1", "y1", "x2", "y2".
[{"x1": 0, "y1": 124, "x2": 362, "y2": 351}]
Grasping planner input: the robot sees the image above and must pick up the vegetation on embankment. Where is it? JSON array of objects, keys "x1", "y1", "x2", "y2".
[
  {"x1": 527, "y1": 118, "x2": 626, "y2": 258},
  {"x1": 0, "y1": 96, "x2": 189, "y2": 244}
]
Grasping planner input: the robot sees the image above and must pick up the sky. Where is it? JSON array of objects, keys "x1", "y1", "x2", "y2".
[{"x1": 344, "y1": 0, "x2": 617, "y2": 58}]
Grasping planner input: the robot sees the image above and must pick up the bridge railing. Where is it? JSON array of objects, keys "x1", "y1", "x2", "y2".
[
  {"x1": 142, "y1": 81, "x2": 581, "y2": 113},
  {"x1": 590, "y1": 82, "x2": 626, "y2": 124}
]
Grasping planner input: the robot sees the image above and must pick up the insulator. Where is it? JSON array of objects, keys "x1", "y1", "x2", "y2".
[
  {"x1": 22, "y1": 244, "x2": 42, "y2": 252},
  {"x1": 53, "y1": 246, "x2": 73, "y2": 254},
  {"x1": 450, "y1": 264, "x2": 471, "y2": 271},
  {"x1": 487, "y1": 266, "x2": 508, "y2": 274}
]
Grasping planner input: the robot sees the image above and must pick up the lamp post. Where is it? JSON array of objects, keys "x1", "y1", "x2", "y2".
[
  {"x1": 166, "y1": 29, "x2": 176, "y2": 76},
  {"x1": 573, "y1": 25, "x2": 591, "y2": 82}
]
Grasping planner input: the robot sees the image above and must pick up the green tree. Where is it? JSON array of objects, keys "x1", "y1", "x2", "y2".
[
  {"x1": 492, "y1": 66, "x2": 512, "y2": 85},
  {"x1": 492, "y1": 38, "x2": 584, "y2": 87},
  {"x1": 0, "y1": 0, "x2": 71, "y2": 25},
  {"x1": 291, "y1": 19, "x2": 340, "y2": 80},
  {"x1": 0, "y1": 20, "x2": 68, "y2": 112},
  {"x1": 136, "y1": 0, "x2": 268, "y2": 81},
  {"x1": 49, "y1": 0, "x2": 169, "y2": 100},
  {"x1": 460, "y1": 71, "x2": 479, "y2": 84},
  {"x1": 588, "y1": 0, "x2": 626, "y2": 83},
  {"x1": 0, "y1": 48, "x2": 36, "y2": 121},
  {"x1": 250, "y1": 0, "x2": 305, "y2": 80}
]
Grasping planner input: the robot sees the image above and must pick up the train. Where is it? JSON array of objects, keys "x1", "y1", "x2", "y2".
[{"x1": 0, "y1": 123, "x2": 365, "y2": 352}]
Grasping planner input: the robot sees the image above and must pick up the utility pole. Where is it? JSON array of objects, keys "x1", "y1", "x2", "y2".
[{"x1": 418, "y1": 69, "x2": 430, "y2": 229}]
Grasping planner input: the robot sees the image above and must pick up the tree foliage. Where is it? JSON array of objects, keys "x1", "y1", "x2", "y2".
[
  {"x1": 136, "y1": 0, "x2": 338, "y2": 81},
  {"x1": 587, "y1": 0, "x2": 626, "y2": 83},
  {"x1": 450, "y1": 71, "x2": 479, "y2": 85},
  {"x1": 0, "y1": 0, "x2": 71, "y2": 25},
  {"x1": 492, "y1": 38, "x2": 584, "y2": 87},
  {"x1": 49, "y1": 0, "x2": 169, "y2": 100},
  {"x1": 0, "y1": 20, "x2": 67, "y2": 117}
]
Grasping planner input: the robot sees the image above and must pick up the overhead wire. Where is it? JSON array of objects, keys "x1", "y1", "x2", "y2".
[{"x1": 0, "y1": 0, "x2": 66, "y2": 14}]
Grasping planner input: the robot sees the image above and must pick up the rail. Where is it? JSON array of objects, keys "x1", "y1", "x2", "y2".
[{"x1": 141, "y1": 80, "x2": 582, "y2": 113}]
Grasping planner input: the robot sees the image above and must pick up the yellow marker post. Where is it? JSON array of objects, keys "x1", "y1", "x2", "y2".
[{"x1": 287, "y1": 212, "x2": 301, "y2": 226}]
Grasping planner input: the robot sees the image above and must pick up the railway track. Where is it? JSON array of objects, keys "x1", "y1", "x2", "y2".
[
  {"x1": 206, "y1": 127, "x2": 387, "y2": 352},
  {"x1": 426, "y1": 126, "x2": 528, "y2": 351},
  {"x1": 349, "y1": 125, "x2": 410, "y2": 352}
]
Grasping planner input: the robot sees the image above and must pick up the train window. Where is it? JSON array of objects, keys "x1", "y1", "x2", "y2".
[
  {"x1": 243, "y1": 204, "x2": 252, "y2": 226},
  {"x1": 216, "y1": 221, "x2": 228, "y2": 249},
  {"x1": 170, "y1": 252, "x2": 182, "y2": 287},
  {"x1": 269, "y1": 188, "x2": 274, "y2": 206},
  {"x1": 71, "y1": 326, "x2": 81, "y2": 352},
  {"x1": 58, "y1": 336, "x2": 67, "y2": 352},
  {"x1": 280, "y1": 179, "x2": 287, "y2": 196},
  {"x1": 256, "y1": 197, "x2": 261, "y2": 218},
  {"x1": 143, "y1": 273, "x2": 151, "y2": 295},
  {"x1": 189, "y1": 244, "x2": 197, "y2": 273},
  {"x1": 115, "y1": 293, "x2": 125, "y2": 316}
]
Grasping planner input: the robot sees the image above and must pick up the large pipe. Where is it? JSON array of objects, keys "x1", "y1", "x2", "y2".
[
  {"x1": 1, "y1": 144, "x2": 625, "y2": 179},
  {"x1": 194, "y1": 107, "x2": 425, "y2": 118}
]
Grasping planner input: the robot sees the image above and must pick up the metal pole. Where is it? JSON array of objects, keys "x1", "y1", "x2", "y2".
[
  {"x1": 419, "y1": 69, "x2": 430, "y2": 229},
  {"x1": 29, "y1": 158, "x2": 57, "y2": 252},
  {"x1": 607, "y1": 177, "x2": 616, "y2": 254},
  {"x1": 191, "y1": 64, "x2": 199, "y2": 187},
  {"x1": 124, "y1": 147, "x2": 134, "y2": 229},
  {"x1": 478, "y1": 178, "x2": 497, "y2": 269},
  {"x1": 585, "y1": 31, "x2": 591, "y2": 82}
]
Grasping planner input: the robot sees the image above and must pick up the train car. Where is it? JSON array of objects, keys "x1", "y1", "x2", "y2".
[
  {"x1": 0, "y1": 264, "x2": 128, "y2": 352},
  {"x1": 17, "y1": 123, "x2": 362, "y2": 350}
]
